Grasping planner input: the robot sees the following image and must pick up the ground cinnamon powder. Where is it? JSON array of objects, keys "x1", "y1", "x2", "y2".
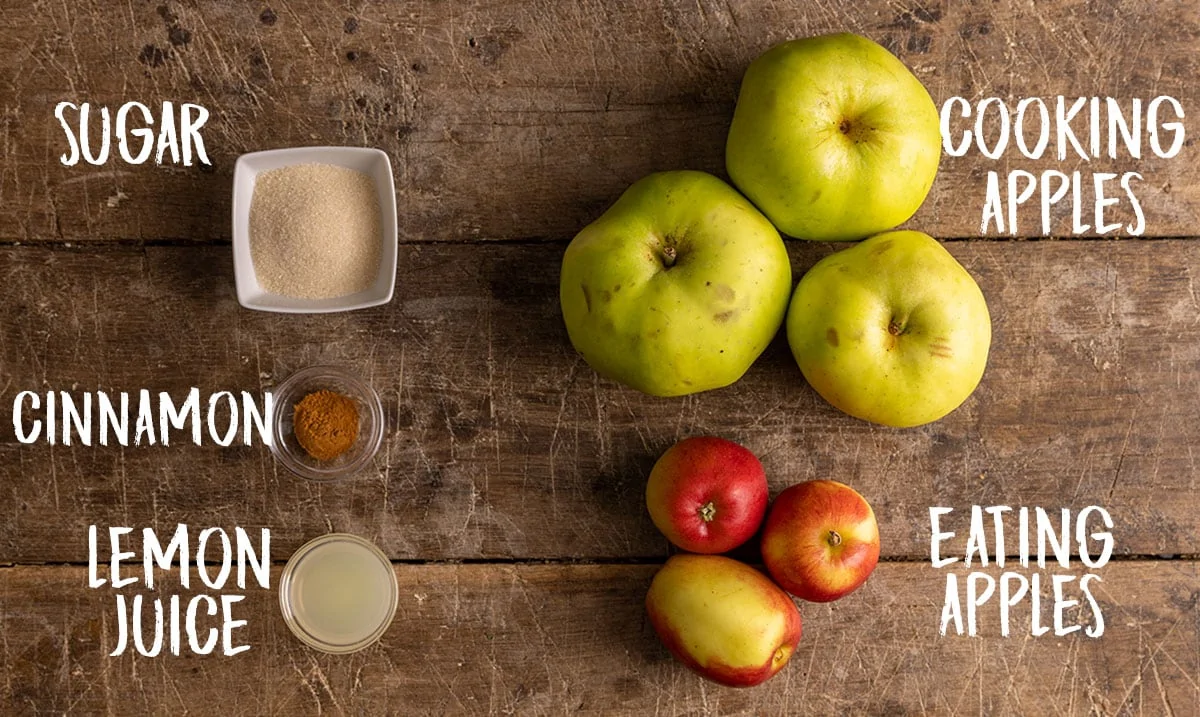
[{"x1": 293, "y1": 390, "x2": 359, "y2": 461}]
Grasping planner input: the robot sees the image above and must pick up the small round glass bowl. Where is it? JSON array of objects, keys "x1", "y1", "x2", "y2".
[
  {"x1": 269, "y1": 366, "x2": 385, "y2": 481},
  {"x1": 279, "y1": 533, "x2": 399, "y2": 654}
]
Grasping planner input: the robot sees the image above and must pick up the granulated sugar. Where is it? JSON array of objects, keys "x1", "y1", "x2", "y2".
[{"x1": 249, "y1": 163, "x2": 383, "y2": 299}]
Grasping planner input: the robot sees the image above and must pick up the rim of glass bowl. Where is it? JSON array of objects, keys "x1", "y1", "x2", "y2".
[
  {"x1": 269, "y1": 366, "x2": 385, "y2": 481},
  {"x1": 277, "y1": 532, "x2": 399, "y2": 654}
]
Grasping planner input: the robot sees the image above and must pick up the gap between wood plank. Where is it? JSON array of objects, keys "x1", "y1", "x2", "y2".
[
  {"x1": 0, "y1": 553, "x2": 1193, "y2": 570},
  {"x1": 0, "y1": 235, "x2": 1197, "y2": 248}
]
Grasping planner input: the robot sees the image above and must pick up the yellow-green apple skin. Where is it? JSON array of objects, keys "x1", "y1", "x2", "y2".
[
  {"x1": 645, "y1": 554, "x2": 802, "y2": 687},
  {"x1": 560, "y1": 171, "x2": 792, "y2": 397},
  {"x1": 786, "y1": 231, "x2": 991, "y2": 427},
  {"x1": 726, "y1": 33, "x2": 941, "y2": 241}
]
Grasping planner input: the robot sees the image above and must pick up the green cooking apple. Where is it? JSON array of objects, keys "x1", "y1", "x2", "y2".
[
  {"x1": 560, "y1": 171, "x2": 792, "y2": 397},
  {"x1": 787, "y1": 231, "x2": 990, "y2": 427},
  {"x1": 726, "y1": 33, "x2": 941, "y2": 241}
]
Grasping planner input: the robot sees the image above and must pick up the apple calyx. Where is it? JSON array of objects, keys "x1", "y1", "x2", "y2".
[
  {"x1": 887, "y1": 318, "x2": 906, "y2": 336},
  {"x1": 826, "y1": 529, "x2": 842, "y2": 547},
  {"x1": 697, "y1": 501, "x2": 717, "y2": 523},
  {"x1": 659, "y1": 244, "x2": 678, "y2": 269},
  {"x1": 837, "y1": 115, "x2": 874, "y2": 144}
]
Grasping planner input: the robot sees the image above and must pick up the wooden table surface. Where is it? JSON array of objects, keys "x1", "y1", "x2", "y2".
[{"x1": 2, "y1": 1, "x2": 1198, "y2": 715}]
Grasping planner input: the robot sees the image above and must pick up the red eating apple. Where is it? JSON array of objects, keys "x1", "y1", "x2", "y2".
[
  {"x1": 645, "y1": 436, "x2": 769, "y2": 554},
  {"x1": 761, "y1": 480, "x2": 880, "y2": 602}
]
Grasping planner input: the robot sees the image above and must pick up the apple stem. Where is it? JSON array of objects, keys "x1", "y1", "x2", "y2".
[
  {"x1": 828, "y1": 530, "x2": 842, "y2": 547},
  {"x1": 698, "y1": 501, "x2": 716, "y2": 523},
  {"x1": 660, "y1": 245, "x2": 678, "y2": 268}
]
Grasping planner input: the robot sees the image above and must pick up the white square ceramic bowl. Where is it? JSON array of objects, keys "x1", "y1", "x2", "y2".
[{"x1": 232, "y1": 146, "x2": 398, "y2": 313}]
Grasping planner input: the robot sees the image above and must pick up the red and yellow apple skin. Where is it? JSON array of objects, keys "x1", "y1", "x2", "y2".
[
  {"x1": 645, "y1": 437, "x2": 769, "y2": 554},
  {"x1": 645, "y1": 554, "x2": 802, "y2": 687},
  {"x1": 761, "y1": 480, "x2": 880, "y2": 602}
]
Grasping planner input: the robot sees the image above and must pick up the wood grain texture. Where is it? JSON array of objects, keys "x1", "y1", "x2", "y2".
[
  {"x1": 3, "y1": 1, "x2": 1197, "y2": 712},
  {"x1": 0, "y1": 0, "x2": 1196, "y2": 243},
  {"x1": 1, "y1": 561, "x2": 1196, "y2": 716},
  {"x1": 1, "y1": 240, "x2": 1198, "y2": 563}
]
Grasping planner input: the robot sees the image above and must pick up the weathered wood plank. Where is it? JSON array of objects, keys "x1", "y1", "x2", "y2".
[
  {"x1": 1, "y1": 561, "x2": 1196, "y2": 715},
  {"x1": 0, "y1": 240, "x2": 1197, "y2": 562},
  {"x1": 0, "y1": 1, "x2": 1196, "y2": 242}
]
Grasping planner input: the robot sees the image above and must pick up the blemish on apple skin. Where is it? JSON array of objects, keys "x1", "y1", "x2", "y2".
[
  {"x1": 929, "y1": 343, "x2": 953, "y2": 359},
  {"x1": 870, "y1": 239, "x2": 894, "y2": 256},
  {"x1": 713, "y1": 310, "x2": 737, "y2": 323},
  {"x1": 711, "y1": 284, "x2": 736, "y2": 302},
  {"x1": 826, "y1": 327, "x2": 839, "y2": 347}
]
